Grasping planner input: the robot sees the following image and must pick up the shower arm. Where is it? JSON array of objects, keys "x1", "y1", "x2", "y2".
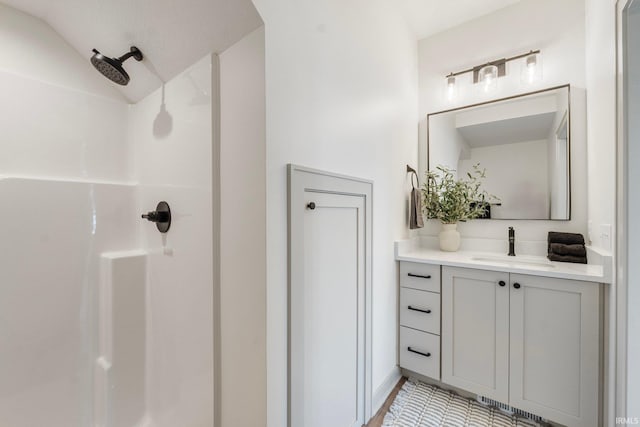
[
  {"x1": 118, "y1": 47, "x2": 144, "y2": 63},
  {"x1": 118, "y1": 51, "x2": 137, "y2": 62}
]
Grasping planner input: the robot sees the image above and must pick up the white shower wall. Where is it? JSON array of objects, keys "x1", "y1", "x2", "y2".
[
  {"x1": 0, "y1": 3, "x2": 130, "y2": 181},
  {"x1": 128, "y1": 54, "x2": 215, "y2": 427},
  {"x1": 0, "y1": 4, "x2": 218, "y2": 426},
  {"x1": 0, "y1": 4, "x2": 137, "y2": 427}
]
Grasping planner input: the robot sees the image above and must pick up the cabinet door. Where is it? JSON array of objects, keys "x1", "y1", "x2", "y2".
[
  {"x1": 442, "y1": 267, "x2": 510, "y2": 403},
  {"x1": 509, "y1": 274, "x2": 599, "y2": 427}
]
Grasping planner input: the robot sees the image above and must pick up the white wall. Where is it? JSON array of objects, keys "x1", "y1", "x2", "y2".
[
  {"x1": 219, "y1": 27, "x2": 267, "y2": 427},
  {"x1": 418, "y1": 0, "x2": 587, "y2": 247},
  {"x1": 250, "y1": 0, "x2": 418, "y2": 424},
  {"x1": 429, "y1": 114, "x2": 469, "y2": 176},
  {"x1": 129, "y1": 55, "x2": 214, "y2": 427},
  {"x1": 584, "y1": 0, "x2": 619, "y2": 422},
  {"x1": 586, "y1": 0, "x2": 617, "y2": 252},
  {"x1": 458, "y1": 140, "x2": 549, "y2": 219},
  {"x1": 547, "y1": 88, "x2": 570, "y2": 220}
]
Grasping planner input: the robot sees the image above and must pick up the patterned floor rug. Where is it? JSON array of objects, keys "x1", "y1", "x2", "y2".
[{"x1": 382, "y1": 379, "x2": 541, "y2": 427}]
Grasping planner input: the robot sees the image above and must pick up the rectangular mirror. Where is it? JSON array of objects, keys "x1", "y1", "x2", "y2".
[{"x1": 427, "y1": 85, "x2": 571, "y2": 220}]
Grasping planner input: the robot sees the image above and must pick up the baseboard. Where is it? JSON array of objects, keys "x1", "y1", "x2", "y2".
[{"x1": 372, "y1": 366, "x2": 402, "y2": 416}]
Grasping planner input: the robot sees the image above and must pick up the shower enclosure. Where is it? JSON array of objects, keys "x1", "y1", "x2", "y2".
[
  {"x1": 0, "y1": 6, "x2": 213, "y2": 424},
  {"x1": 0, "y1": 2, "x2": 265, "y2": 426}
]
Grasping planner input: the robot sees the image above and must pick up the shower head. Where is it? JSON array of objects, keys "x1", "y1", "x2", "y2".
[{"x1": 90, "y1": 46, "x2": 143, "y2": 86}]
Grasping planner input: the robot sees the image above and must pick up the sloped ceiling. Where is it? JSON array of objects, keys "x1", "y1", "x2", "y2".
[
  {"x1": 458, "y1": 112, "x2": 557, "y2": 148},
  {"x1": 1, "y1": 0, "x2": 263, "y2": 103},
  {"x1": 397, "y1": 0, "x2": 521, "y2": 40},
  {"x1": 2, "y1": 0, "x2": 522, "y2": 102}
]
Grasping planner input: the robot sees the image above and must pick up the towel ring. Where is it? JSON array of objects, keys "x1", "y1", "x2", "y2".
[{"x1": 407, "y1": 164, "x2": 419, "y2": 188}]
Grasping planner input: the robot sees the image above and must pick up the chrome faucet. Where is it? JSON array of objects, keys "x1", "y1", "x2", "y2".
[{"x1": 508, "y1": 227, "x2": 515, "y2": 256}]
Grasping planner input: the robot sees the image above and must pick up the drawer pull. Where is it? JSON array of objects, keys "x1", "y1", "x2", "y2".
[
  {"x1": 407, "y1": 347, "x2": 431, "y2": 358},
  {"x1": 407, "y1": 306, "x2": 431, "y2": 314},
  {"x1": 407, "y1": 273, "x2": 431, "y2": 279}
]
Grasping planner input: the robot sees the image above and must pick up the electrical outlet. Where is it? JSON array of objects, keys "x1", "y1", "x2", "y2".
[{"x1": 600, "y1": 224, "x2": 612, "y2": 251}]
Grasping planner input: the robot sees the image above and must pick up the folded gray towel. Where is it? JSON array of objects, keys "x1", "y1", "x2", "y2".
[
  {"x1": 548, "y1": 232, "x2": 585, "y2": 246},
  {"x1": 548, "y1": 253, "x2": 587, "y2": 264},
  {"x1": 550, "y1": 243, "x2": 587, "y2": 257}
]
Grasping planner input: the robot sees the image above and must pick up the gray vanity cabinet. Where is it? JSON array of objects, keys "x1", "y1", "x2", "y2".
[
  {"x1": 441, "y1": 266, "x2": 600, "y2": 427},
  {"x1": 441, "y1": 267, "x2": 510, "y2": 403},
  {"x1": 398, "y1": 262, "x2": 441, "y2": 381},
  {"x1": 508, "y1": 273, "x2": 600, "y2": 427}
]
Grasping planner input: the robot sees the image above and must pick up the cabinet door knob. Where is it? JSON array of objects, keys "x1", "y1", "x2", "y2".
[
  {"x1": 499, "y1": 281, "x2": 506, "y2": 287},
  {"x1": 307, "y1": 202, "x2": 316, "y2": 210},
  {"x1": 513, "y1": 282, "x2": 521, "y2": 289}
]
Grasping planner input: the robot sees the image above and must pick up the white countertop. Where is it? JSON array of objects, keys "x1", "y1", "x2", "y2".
[{"x1": 395, "y1": 238, "x2": 612, "y2": 284}]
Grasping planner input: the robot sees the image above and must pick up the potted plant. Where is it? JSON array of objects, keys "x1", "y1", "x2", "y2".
[{"x1": 422, "y1": 164, "x2": 498, "y2": 252}]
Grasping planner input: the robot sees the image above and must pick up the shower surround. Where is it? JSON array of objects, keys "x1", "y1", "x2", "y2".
[{"x1": 0, "y1": 4, "x2": 214, "y2": 426}]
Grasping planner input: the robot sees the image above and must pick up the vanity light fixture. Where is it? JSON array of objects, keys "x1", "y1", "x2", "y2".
[
  {"x1": 478, "y1": 64, "x2": 498, "y2": 93},
  {"x1": 521, "y1": 51, "x2": 542, "y2": 85},
  {"x1": 444, "y1": 49, "x2": 542, "y2": 98},
  {"x1": 445, "y1": 75, "x2": 457, "y2": 102}
]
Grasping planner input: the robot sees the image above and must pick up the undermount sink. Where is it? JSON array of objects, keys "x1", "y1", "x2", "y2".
[{"x1": 471, "y1": 255, "x2": 556, "y2": 270}]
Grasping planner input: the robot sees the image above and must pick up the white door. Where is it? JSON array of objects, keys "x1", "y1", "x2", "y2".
[
  {"x1": 288, "y1": 165, "x2": 372, "y2": 427},
  {"x1": 509, "y1": 274, "x2": 600, "y2": 427},
  {"x1": 441, "y1": 267, "x2": 510, "y2": 403}
]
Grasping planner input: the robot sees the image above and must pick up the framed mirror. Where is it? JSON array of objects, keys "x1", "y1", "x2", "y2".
[{"x1": 427, "y1": 85, "x2": 571, "y2": 220}]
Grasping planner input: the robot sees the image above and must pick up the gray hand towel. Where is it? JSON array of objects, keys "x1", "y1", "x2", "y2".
[
  {"x1": 548, "y1": 232, "x2": 585, "y2": 246},
  {"x1": 548, "y1": 253, "x2": 587, "y2": 264},
  {"x1": 550, "y1": 243, "x2": 587, "y2": 257},
  {"x1": 410, "y1": 185, "x2": 424, "y2": 230}
]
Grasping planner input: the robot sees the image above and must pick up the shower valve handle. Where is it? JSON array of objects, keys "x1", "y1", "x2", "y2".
[
  {"x1": 142, "y1": 210, "x2": 169, "y2": 223},
  {"x1": 141, "y1": 201, "x2": 172, "y2": 233}
]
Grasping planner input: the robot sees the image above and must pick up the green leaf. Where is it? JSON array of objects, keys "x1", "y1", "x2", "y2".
[{"x1": 420, "y1": 163, "x2": 500, "y2": 223}]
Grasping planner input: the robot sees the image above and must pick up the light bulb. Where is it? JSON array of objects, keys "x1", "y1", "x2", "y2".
[
  {"x1": 478, "y1": 65, "x2": 498, "y2": 93},
  {"x1": 521, "y1": 52, "x2": 542, "y2": 85},
  {"x1": 446, "y1": 75, "x2": 457, "y2": 103}
]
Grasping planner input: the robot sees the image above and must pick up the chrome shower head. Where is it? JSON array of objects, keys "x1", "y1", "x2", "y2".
[{"x1": 90, "y1": 46, "x2": 143, "y2": 86}]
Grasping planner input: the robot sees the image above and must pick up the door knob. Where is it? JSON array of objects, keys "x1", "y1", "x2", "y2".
[
  {"x1": 499, "y1": 281, "x2": 506, "y2": 287},
  {"x1": 513, "y1": 282, "x2": 521, "y2": 289}
]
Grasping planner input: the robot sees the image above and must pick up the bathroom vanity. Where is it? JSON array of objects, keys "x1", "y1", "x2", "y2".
[{"x1": 396, "y1": 239, "x2": 611, "y2": 427}]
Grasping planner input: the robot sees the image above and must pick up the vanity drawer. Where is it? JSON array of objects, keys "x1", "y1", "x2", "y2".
[
  {"x1": 400, "y1": 288, "x2": 440, "y2": 334},
  {"x1": 400, "y1": 262, "x2": 440, "y2": 293},
  {"x1": 399, "y1": 326, "x2": 440, "y2": 380}
]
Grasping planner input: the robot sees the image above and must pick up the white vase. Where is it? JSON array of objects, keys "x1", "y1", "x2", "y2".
[{"x1": 439, "y1": 223, "x2": 461, "y2": 252}]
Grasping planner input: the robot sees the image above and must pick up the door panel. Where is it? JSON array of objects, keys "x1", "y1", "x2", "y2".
[
  {"x1": 509, "y1": 274, "x2": 599, "y2": 427},
  {"x1": 303, "y1": 192, "x2": 364, "y2": 427},
  {"x1": 289, "y1": 165, "x2": 372, "y2": 427},
  {"x1": 442, "y1": 267, "x2": 509, "y2": 403}
]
